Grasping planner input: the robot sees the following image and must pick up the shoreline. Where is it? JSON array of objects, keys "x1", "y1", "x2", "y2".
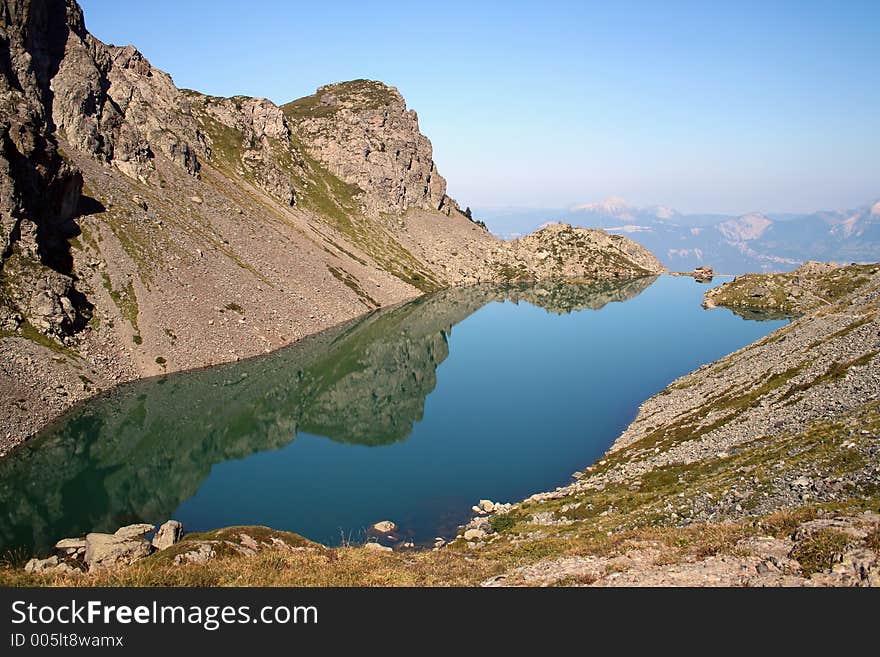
[{"x1": 3, "y1": 274, "x2": 776, "y2": 557}]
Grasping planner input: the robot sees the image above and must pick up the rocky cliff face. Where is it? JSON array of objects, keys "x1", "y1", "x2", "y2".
[
  {"x1": 282, "y1": 80, "x2": 454, "y2": 217},
  {"x1": 1, "y1": 0, "x2": 205, "y2": 192},
  {"x1": 0, "y1": 0, "x2": 664, "y2": 450},
  {"x1": 0, "y1": 0, "x2": 86, "y2": 334},
  {"x1": 0, "y1": 0, "x2": 212, "y2": 337}
]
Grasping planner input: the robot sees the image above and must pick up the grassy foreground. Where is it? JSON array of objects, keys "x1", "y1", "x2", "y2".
[{"x1": 2, "y1": 402, "x2": 876, "y2": 586}]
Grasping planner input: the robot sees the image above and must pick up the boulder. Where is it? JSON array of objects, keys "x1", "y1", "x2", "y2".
[
  {"x1": 84, "y1": 533, "x2": 152, "y2": 570},
  {"x1": 478, "y1": 499, "x2": 495, "y2": 513},
  {"x1": 54, "y1": 537, "x2": 87, "y2": 555},
  {"x1": 152, "y1": 520, "x2": 184, "y2": 550},
  {"x1": 363, "y1": 542, "x2": 393, "y2": 552},
  {"x1": 463, "y1": 528, "x2": 487, "y2": 541},
  {"x1": 173, "y1": 543, "x2": 216, "y2": 565},
  {"x1": 25, "y1": 555, "x2": 59, "y2": 573},
  {"x1": 24, "y1": 555, "x2": 79, "y2": 575},
  {"x1": 114, "y1": 523, "x2": 155, "y2": 539},
  {"x1": 372, "y1": 520, "x2": 397, "y2": 533}
]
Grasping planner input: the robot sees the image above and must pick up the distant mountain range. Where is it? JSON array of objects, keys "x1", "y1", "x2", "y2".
[{"x1": 477, "y1": 197, "x2": 880, "y2": 274}]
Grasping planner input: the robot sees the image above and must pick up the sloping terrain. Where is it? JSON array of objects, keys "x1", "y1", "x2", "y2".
[
  {"x1": 0, "y1": 1, "x2": 662, "y2": 449},
  {"x1": 703, "y1": 261, "x2": 878, "y2": 315}
]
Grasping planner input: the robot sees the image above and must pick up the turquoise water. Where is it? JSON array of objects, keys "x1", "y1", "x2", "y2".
[{"x1": 0, "y1": 277, "x2": 786, "y2": 552}]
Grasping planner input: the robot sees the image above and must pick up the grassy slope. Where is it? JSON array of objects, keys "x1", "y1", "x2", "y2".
[
  {"x1": 190, "y1": 92, "x2": 442, "y2": 293},
  {"x1": 705, "y1": 263, "x2": 879, "y2": 315}
]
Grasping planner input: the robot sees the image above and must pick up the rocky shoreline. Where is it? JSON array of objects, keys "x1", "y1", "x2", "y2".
[{"x1": 4, "y1": 263, "x2": 878, "y2": 587}]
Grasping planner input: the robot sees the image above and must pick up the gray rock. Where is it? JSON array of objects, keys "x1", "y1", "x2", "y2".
[
  {"x1": 478, "y1": 499, "x2": 495, "y2": 513},
  {"x1": 371, "y1": 520, "x2": 396, "y2": 533},
  {"x1": 54, "y1": 537, "x2": 87, "y2": 554},
  {"x1": 25, "y1": 556, "x2": 60, "y2": 573},
  {"x1": 114, "y1": 523, "x2": 155, "y2": 539},
  {"x1": 84, "y1": 533, "x2": 152, "y2": 570},
  {"x1": 24, "y1": 555, "x2": 80, "y2": 576},
  {"x1": 152, "y1": 520, "x2": 183, "y2": 550},
  {"x1": 363, "y1": 542, "x2": 393, "y2": 552},
  {"x1": 173, "y1": 543, "x2": 216, "y2": 565}
]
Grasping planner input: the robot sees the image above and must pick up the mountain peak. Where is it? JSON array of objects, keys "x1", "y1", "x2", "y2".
[
  {"x1": 649, "y1": 205, "x2": 680, "y2": 219},
  {"x1": 286, "y1": 79, "x2": 404, "y2": 115},
  {"x1": 718, "y1": 213, "x2": 773, "y2": 241},
  {"x1": 571, "y1": 196, "x2": 632, "y2": 213}
]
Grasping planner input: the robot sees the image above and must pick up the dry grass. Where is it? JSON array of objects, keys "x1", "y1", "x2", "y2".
[{"x1": 0, "y1": 546, "x2": 501, "y2": 588}]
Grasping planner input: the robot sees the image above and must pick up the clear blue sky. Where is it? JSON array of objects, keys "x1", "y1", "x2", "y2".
[{"x1": 79, "y1": 0, "x2": 879, "y2": 214}]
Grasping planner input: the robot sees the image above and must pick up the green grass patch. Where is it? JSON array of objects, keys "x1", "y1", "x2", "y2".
[
  {"x1": 789, "y1": 529, "x2": 851, "y2": 575},
  {"x1": 102, "y1": 273, "x2": 141, "y2": 342}
]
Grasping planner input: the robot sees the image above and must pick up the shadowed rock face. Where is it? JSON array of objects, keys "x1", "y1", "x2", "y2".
[{"x1": 0, "y1": 279, "x2": 655, "y2": 553}]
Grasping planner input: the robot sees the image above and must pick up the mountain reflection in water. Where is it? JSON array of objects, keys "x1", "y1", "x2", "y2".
[{"x1": 1, "y1": 276, "x2": 779, "y2": 553}]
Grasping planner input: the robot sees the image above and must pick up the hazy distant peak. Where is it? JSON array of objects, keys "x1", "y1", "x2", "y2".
[
  {"x1": 718, "y1": 213, "x2": 772, "y2": 241},
  {"x1": 649, "y1": 205, "x2": 680, "y2": 219},
  {"x1": 570, "y1": 197, "x2": 682, "y2": 222},
  {"x1": 739, "y1": 211, "x2": 771, "y2": 222},
  {"x1": 571, "y1": 196, "x2": 633, "y2": 213}
]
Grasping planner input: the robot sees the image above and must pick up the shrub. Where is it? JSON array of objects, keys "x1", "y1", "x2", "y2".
[{"x1": 489, "y1": 515, "x2": 516, "y2": 533}]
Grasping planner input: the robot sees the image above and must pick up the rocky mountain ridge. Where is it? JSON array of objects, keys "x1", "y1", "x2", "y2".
[{"x1": 0, "y1": 0, "x2": 662, "y2": 449}]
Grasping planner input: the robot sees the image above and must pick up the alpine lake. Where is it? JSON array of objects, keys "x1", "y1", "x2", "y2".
[{"x1": 0, "y1": 276, "x2": 787, "y2": 553}]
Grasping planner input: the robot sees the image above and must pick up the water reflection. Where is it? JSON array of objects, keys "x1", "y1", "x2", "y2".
[{"x1": 0, "y1": 279, "x2": 657, "y2": 552}]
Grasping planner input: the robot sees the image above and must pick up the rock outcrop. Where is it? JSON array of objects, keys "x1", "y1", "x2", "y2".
[
  {"x1": 703, "y1": 262, "x2": 878, "y2": 315},
  {"x1": 83, "y1": 531, "x2": 151, "y2": 570},
  {"x1": 282, "y1": 79, "x2": 452, "y2": 217},
  {"x1": 152, "y1": 520, "x2": 183, "y2": 550},
  {"x1": 501, "y1": 223, "x2": 665, "y2": 281},
  {"x1": 188, "y1": 93, "x2": 299, "y2": 206}
]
